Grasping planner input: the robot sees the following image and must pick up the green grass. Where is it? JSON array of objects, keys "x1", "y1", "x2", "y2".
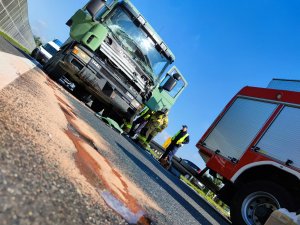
[
  {"x1": 180, "y1": 175, "x2": 230, "y2": 219},
  {"x1": 0, "y1": 30, "x2": 31, "y2": 55}
]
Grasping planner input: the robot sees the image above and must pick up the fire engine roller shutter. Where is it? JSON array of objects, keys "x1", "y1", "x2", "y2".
[
  {"x1": 204, "y1": 98, "x2": 277, "y2": 161},
  {"x1": 257, "y1": 106, "x2": 300, "y2": 168}
]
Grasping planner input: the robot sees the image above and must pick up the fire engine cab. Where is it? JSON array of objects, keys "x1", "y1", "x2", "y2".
[{"x1": 196, "y1": 79, "x2": 300, "y2": 225}]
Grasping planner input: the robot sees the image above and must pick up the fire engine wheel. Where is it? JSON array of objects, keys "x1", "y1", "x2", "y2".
[{"x1": 231, "y1": 180, "x2": 294, "y2": 225}]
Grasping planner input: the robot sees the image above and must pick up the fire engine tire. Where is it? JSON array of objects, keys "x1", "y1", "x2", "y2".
[{"x1": 231, "y1": 180, "x2": 294, "y2": 225}]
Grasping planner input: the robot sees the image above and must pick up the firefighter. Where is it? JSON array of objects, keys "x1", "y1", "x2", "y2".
[
  {"x1": 138, "y1": 109, "x2": 169, "y2": 148},
  {"x1": 122, "y1": 120, "x2": 133, "y2": 133},
  {"x1": 128, "y1": 107, "x2": 154, "y2": 137},
  {"x1": 159, "y1": 125, "x2": 190, "y2": 163}
]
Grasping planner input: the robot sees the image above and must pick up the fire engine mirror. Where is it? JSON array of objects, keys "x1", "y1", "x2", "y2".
[{"x1": 86, "y1": 0, "x2": 106, "y2": 19}]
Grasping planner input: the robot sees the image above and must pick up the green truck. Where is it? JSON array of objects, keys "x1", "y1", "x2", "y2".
[{"x1": 45, "y1": 0, "x2": 187, "y2": 124}]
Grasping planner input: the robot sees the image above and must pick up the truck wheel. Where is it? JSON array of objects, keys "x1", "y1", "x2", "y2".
[
  {"x1": 91, "y1": 99, "x2": 104, "y2": 113},
  {"x1": 44, "y1": 61, "x2": 63, "y2": 81},
  {"x1": 72, "y1": 86, "x2": 91, "y2": 104},
  {"x1": 231, "y1": 180, "x2": 294, "y2": 225}
]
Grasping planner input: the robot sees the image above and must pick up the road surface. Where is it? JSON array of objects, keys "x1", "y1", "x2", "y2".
[{"x1": 0, "y1": 37, "x2": 230, "y2": 225}]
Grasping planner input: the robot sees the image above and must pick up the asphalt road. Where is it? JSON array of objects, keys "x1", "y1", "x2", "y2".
[
  {"x1": 64, "y1": 90, "x2": 230, "y2": 225},
  {"x1": 0, "y1": 36, "x2": 230, "y2": 225}
]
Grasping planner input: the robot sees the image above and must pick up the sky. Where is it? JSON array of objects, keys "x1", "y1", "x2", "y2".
[{"x1": 28, "y1": 0, "x2": 300, "y2": 169}]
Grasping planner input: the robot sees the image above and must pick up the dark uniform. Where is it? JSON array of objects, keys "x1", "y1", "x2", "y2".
[
  {"x1": 128, "y1": 108, "x2": 153, "y2": 137},
  {"x1": 161, "y1": 126, "x2": 190, "y2": 161}
]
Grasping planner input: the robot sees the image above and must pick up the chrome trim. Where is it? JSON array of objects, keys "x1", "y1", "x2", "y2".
[
  {"x1": 237, "y1": 95, "x2": 300, "y2": 108},
  {"x1": 100, "y1": 42, "x2": 146, "y2": 90}
]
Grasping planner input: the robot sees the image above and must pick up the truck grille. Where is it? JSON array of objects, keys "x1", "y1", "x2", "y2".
[{"x1": 100, "y1": 42, "x2": 146, "y2": 91}]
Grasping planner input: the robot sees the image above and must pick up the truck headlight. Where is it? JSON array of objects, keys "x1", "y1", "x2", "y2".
[
  {"x1": 126, "y1": 92, "x2": 134, "y2": 100},
  {"x1": 72, "y1": 46, "x2": 91, "y2": 64},
  {"x1": 131, "y1": 99, "x2": 142, "y2": 110}
]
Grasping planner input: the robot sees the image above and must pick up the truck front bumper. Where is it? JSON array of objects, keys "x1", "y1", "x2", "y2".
[{"x1": 58, "y1": 53, "x2": 138, "y2": 119}]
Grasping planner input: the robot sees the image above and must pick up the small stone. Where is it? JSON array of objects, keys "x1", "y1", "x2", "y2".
[
  {"x1": 7, "y1": 188, "x2": 14, "y2": 194},
  {"x1": 76, "y1": 188, "x2": 82, "y2": 195}
]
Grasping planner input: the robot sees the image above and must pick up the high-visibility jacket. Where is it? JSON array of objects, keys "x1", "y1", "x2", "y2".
[
  {"x1": 171, "y1": 130, "x2": 189, "y2": 145},
  {"x1": 139, "y1": 108, "x2": 153, "y2": 120},
  {"x1": 148, "y1": 113, "x2": 168, "y2": 131}
]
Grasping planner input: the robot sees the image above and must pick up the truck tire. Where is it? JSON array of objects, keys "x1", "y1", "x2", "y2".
[
  {"x1": 231, "y1": 180, "x2": 294, "y2": 225},
  {"x1": 72, "y1": 86, "x2": 91, "y2": 104},
  {"x1": 91, "y1": 99, "x2": 104, "y2": 113},
  {"x1": 44, "y1": 60, "x2": 63, "y2": 81}
]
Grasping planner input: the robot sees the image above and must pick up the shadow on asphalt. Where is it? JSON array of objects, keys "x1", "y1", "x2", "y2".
[{"x1": 115, "y1": 142, "x2": 229, "y2": 225}]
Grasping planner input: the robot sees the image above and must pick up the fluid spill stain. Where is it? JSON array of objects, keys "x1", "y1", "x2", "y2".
[
  {"x1": 57, "y1": 94, "x2": 152, "y2": 225},
  {"x1": 101, "y1": 191, "x2": 151, "y2": 225}
]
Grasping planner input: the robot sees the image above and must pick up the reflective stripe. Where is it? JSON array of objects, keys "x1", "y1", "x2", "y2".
[
  {"x1": 171, "y1": 131, "x2": 180, "y2": 140},
  {"x1": 176, "y1": 133, "x2": 189, "y2": 145},
  {"x1": 171, "y1": 131, "x2": 189, "y2": 145},
  {"x1": 144, "y1": 114, "x2": 151, "y2": 119},
  {"x1": 137, "y1": 135, "x2": 147, "y2": 143},
  {"x1": 123, "y1": 121, "x2": 132, "y2": 129},
  {"x1": 140, "y1": 108, "x2": 149, "y2": 116}
]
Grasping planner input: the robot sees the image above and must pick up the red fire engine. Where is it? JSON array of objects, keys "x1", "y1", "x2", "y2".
[{"x1": 196, "y1": 79, "x2": 300, "y2": 225}]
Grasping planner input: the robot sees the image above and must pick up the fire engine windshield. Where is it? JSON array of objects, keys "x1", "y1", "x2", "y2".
[{"x1": 105, "y1": 7, "x2": 170, "y2": 81}]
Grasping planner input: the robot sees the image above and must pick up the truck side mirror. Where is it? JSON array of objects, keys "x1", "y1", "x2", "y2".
[
  {"x1": 173, "y1": 73, "x2": 182, "y2": 81},
  {"x1": 161, "y1": 76, "x2": 177, "y2": 92},
  {"x1": 86, "y1": 0, "x2": 106, "y2": 19}
]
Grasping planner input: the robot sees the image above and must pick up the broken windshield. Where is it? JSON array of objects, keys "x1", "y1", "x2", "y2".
[{"x1": 105, "y1": 7, "x2": 170, "y2": 81}]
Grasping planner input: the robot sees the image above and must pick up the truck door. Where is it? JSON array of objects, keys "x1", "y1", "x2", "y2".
[{"x1": 145, "y1": 66, "x2": 187, "y2": 111}]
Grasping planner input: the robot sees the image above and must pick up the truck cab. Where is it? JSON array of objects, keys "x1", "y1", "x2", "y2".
[{"x1": 44, "y1": 0, "x2": 187, "y2": 124}]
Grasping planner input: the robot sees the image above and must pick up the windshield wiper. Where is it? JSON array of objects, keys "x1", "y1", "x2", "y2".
[
  {"x1": 115, "y1": 29, "x2": 154, "y2": 71},
  {"x1": 106, "y1": 26, "x2": 155, "y2": 82}
]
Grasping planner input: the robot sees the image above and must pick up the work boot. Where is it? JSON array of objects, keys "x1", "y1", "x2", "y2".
[
  {"x1": 158, "y1": 157, "x2": 165, "y2": 163},
  {"x1": 128, "y1": 129, "x2": 135, "y2": 138}
]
